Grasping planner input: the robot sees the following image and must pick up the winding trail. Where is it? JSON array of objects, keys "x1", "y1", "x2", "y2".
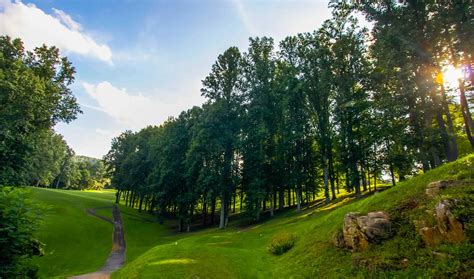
[{"x1": 70, "y1": 205, "x2": 126, "y2": 279}]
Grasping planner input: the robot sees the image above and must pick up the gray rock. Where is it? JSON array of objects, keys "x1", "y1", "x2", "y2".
[{"x1": 340, "y1": 211, "x2": 392, "y2": 251}]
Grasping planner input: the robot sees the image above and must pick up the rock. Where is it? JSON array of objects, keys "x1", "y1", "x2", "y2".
[
  {"x1": 425, "y1": 180, "x2": 456, "y2": 197},
  {"x1": 419, "y1": 199, "x2": 466, "y2": 246},
  {"x1": 340, "y1": 211, "x2": 392, "y2": 251},
  {"x1": 435, "y1": 200, "x2": 466, "y2": 243},
  {"x1": 342, "y1": 212, "x2": 369, "y2": 251},
  {"x1": 332, "y1": 229, "x2": 345, "y2": 248},
  {"x1": 365, "y1": 212, "x2": 392, "y2": 241},
  {"x1": 419, "y1": 227, "x2": 442, "y2": 246}
]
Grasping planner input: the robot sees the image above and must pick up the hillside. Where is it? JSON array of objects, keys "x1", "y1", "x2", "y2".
[
  {"x1": 113, "y1": 154, "x2": 473, "y2": 278},
  {"x1": 27, "y1": 155, "x2": 473, "y2": 278},
  {"x1": 29, "y1": 189, "x2": 171, "y2": 278}
]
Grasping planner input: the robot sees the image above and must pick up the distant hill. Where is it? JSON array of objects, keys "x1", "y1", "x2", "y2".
[{"x1": 73, "y1": 155, "x2": 101, "y2": 164}]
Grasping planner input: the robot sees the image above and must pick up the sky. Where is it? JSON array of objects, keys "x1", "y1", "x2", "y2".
[{"x1": 0, "y1": 0, "x2": 333, "y2": 158}]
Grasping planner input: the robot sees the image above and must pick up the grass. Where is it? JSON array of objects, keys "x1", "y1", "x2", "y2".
[
  {"x1": 29, "y1": 188, "x2": 172, "y2": 278},
  {"x1": 30, "y1": 188, "x2": 115, "y2": 278},
  {"x1": 27, "y1": 154, "x2": 473, "y2": 278},
  {"x1": 113, "y1": 154, "x2": 474, "y2": 278}
]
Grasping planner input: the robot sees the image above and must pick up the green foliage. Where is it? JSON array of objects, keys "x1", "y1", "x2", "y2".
[
  {"x1": 0, "y1": 187, "x2": 43, "y2": 278},
  {"x1": 105, "y1": 0, "x2": 474, "y2": 233},
  {"x1": 267, "y1": 232, "x2": 297, "y2": 255},
  {"x1": 0, "y1": 36, "x2": 81, "y2": 186}
]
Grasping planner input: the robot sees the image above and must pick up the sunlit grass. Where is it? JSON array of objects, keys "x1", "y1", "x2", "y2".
[{"x1": 114, "y1": 154, "x2": 473, "y2": 278}]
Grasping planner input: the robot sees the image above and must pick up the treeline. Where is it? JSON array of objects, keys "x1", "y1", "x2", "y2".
[
  {"x1": 105, "y1": 1, "x2": 473, "y2": 231},
  {"x1": 0, "y1": 36, "x2": 108, "y2": 190},
  {"x1": 21, "y1": 129, "x2": 108, "y2": 190}
]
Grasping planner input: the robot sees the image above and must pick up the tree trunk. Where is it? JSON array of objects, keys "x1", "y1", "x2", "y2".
[
  {"x1": 440, "y1": 85, "x2": 458, "y2": 160},
  {"x1": 219, "y1": 196, "x2": 226, "y2": 229},
  {"x1": 270, "y1": 193, "x2": 274, "y2": 217},
  {"x1": 288, "y1": 188, "x2": 291, "y2": 207},
  {"x1": 459, "y1": 80, "x2": 474, "y2": 149},
  {"x1": 329, "y1": 154, "x2": 336, "y2": 201},
  {"x1": 202, "y1": 201, "x2": 207, "y2": 226},
  {"x1": 138, "y1": 195, "x2": 144, "y2": 212},
  {"x1": 374, "y1": 173, "x2": 377, "y2": 191},
  {"x1": 240, "y1": 191, "x2": 243, "y2": 213},
  {"x1": 210, "y1": 198, "x2": 216, "y2": 225},
  {"x1": 323, "y1": 164, "x2": 330, "y2": 204},
  {"x1": 361, "y1": 163, "x2": 367, "y2": 192},
  {"x1": 296, "y1": 187, "x2": 301, "y2": 212},
  {"x1": 232, "y1": 192, "x2": 236, "y2": 213},
  {"x1": 115, "y1": 190, "x2": 121, "y2": 204},
  {"x1": 279, "y1": 189, "x2": 285, "y2": 210},
  {"x1": 389, "y1": 162, "x2": 396, "y2": 186}
]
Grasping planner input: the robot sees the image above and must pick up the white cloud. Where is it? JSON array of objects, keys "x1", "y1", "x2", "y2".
[
  {"x1": 83, "y1": 81, "x2": 205, "y2": 131},
  {"x1": 52, "y1": 8, "x2": 81, "y2": 31},
  {"x1": 232, "y1": 0, "x2": 332, "y2": 42},
  {"x1": 0, "y1": 0, "x2": 112, "y2": 63}
]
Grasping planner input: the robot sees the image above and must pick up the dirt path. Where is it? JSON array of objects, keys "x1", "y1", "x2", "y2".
[{"x1": 70, "y1": 205, "x2": 126, "y2": 279}]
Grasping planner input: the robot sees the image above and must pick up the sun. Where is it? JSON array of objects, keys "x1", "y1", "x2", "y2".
[{"x1": 441, "y1": 65, "x2": 463, "y2": 88}]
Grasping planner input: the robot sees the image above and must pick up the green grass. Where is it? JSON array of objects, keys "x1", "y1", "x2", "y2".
[
  {"x1": 30, "y1": 188, "x2": 115, "y2": 278},
  {"x1": 28, "y1": 154, "x2": 473, "y2": 278},
  {"x1": 114, "y1": 154, "x2": 474, "y2": 278},
  {"x1": 29, "y1": 188, "x2": 172, "y2": 278}
]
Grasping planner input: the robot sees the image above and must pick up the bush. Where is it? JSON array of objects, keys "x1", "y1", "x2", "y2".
[
  {"x1": 268, "y1": 233, "x2": 297, "y2": 255},
  {"x1": 0, "y1": 187, "x2": 43, "y2": 278}
]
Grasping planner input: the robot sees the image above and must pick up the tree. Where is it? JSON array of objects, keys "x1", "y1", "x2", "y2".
[
  {"x1": 0, "y1": 36, "x2": 81, "y2": 185},
  {"x1": 277, "y1": 36, "x2": 317, "y2": 210},
  {"x1": 201, "y1": 47, "x2": 242, "y2": 228}
]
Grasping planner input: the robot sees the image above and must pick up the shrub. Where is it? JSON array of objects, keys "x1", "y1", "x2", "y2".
[
  {"x1": 0, "y1": 187, "x2": 43, "y2": 278},
  {"x1": 268, "y1": 233, "x2": 297, "y2": 255}
]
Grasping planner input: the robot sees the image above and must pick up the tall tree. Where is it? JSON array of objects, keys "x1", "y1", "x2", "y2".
[
  {"x1": 201, "y1": 47, "x2": 242, "y2": 228},
  {"x1": 0, "y1": 36, "x2": 81, "y2": 185}
]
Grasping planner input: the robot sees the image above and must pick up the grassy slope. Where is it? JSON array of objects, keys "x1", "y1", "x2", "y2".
[
  {"x1": 30, "y1": 188, "x2": 114, "y2": 278},
  {"x1": 114, "y1": 154, "x2": 474, "y2": 278},
  {"x1": 30, "y1": 188, "x2": 171, "y2": 278}
]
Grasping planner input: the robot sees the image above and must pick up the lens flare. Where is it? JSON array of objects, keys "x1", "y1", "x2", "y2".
[{"x1": 442, "y1": 65, "x2": 463, "y2": 88}]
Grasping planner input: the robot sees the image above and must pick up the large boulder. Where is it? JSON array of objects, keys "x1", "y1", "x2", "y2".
[
  {"x1": 340, "y1": 211, "x2": 392, "y2": 251},
  {"x1": 342, "y1": 213, "x2": 369, "y2": 250},
  {"x1": 419, "y1": 199, "x2": 466, "y2": 246}
]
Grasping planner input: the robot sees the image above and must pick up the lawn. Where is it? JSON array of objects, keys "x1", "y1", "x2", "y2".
[
  {"x1": 113, "y1": 154, "x2": 474, "y2": 278},
  {"x1": 28, "y1": 154, "x2": 473, "y2": 278},
  {"x1": 29, "y1": 188, "x2": 171, "y2": 278}
]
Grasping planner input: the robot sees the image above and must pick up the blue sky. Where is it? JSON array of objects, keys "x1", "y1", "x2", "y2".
[{"x1": 0, "y1": 0, "x2": 333, "y2": 158}]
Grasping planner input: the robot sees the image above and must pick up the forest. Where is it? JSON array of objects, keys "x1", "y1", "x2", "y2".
[
  {"x1": 104, "y1": 1, "x2": 473, "y2": 231},
  {"x1": 0, "y1": 0, "x2": 473, "y2": 278}
]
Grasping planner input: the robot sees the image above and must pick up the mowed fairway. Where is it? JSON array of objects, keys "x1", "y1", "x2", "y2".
[
  {"x1": 30, "y1": 188, "x2": 115, "y2": 278},
  {"x1": 29, "y1": 188, "x2": 171, "y2": 278}
]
